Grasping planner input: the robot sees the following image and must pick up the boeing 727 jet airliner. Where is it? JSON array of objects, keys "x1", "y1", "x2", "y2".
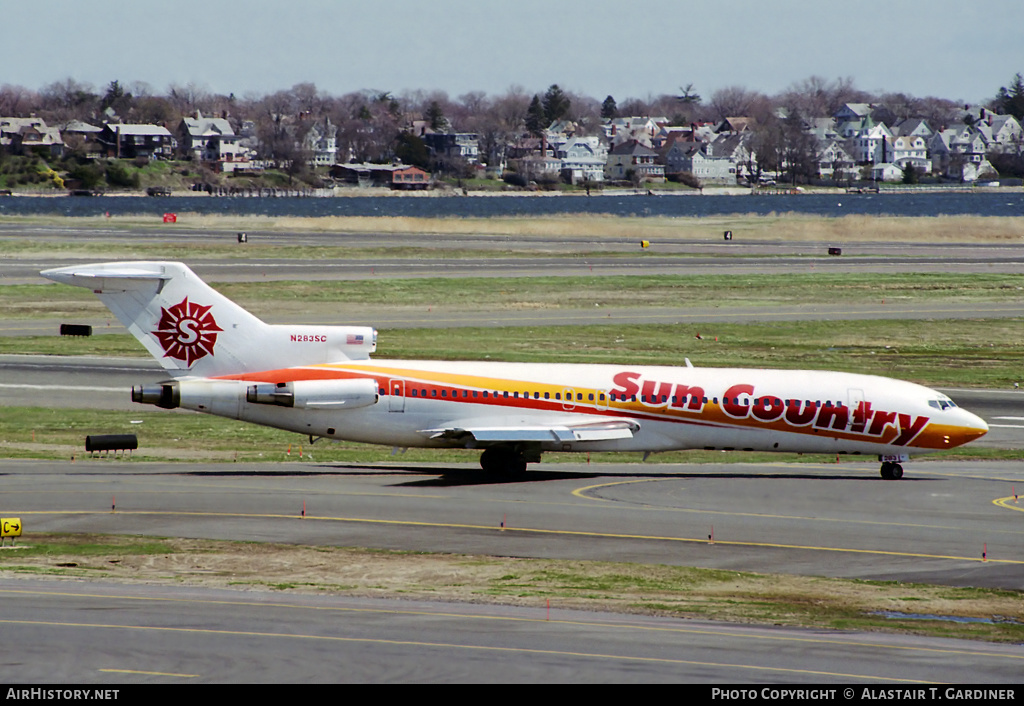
[{"x1": 41, "y1": 261, "x2": 988, "y2": 479}]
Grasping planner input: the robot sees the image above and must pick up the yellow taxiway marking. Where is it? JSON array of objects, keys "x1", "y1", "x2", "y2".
[
  {"x1": 11, "y1": 508, "x2": 1024, "y2": 564},
  {"x1": 98, "y1": 668, "x2": 197, "y2": 678},
  {"x1": 0, "y1": 618, "x2": 939, "y2": 682},
  {"x1": 993, "y1": 496, "x2": 1024, "y2": 512}
]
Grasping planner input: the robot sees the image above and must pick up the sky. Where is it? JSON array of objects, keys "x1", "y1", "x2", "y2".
[{"x1": 4, "y1": 0, "x2": 1024, "y2": 106}]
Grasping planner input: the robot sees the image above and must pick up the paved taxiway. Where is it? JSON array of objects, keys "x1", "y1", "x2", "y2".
[
  {"x1": 5, "y1": 458, "x2": 1023, "y2": 589},
  {"x1": 3, "y1": 458, "x2": 1024, "y2": 682}
]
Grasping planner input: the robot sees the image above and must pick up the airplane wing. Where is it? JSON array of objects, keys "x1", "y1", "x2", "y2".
[{"x1": 419, "y1": 419, "x2": 640, "y2": 444}]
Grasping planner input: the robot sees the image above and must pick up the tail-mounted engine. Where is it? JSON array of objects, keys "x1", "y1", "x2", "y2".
[{"x1": 246, "y1": 378, "x2": 379, "y2": 410}]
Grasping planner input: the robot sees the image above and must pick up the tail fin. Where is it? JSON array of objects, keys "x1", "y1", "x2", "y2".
[{"x1": 41, "y1": 261, "x2": 376, "y2": 378}]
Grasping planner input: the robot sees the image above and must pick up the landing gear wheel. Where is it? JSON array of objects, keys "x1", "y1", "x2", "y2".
[
  {"x1": 480, "y1": 447, "x2": 527, "y2": 476},
  {"x1": 880, "y1": 462, "x2": 904, "y2": 480}
]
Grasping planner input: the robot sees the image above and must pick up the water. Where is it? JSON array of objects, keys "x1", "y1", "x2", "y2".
[
  {"x1": 0, "y1": 191, "x2": 1022, "y2": 219},
  {"x1": 874, "y1": 611, "x2": 1020, "y2": 625}
]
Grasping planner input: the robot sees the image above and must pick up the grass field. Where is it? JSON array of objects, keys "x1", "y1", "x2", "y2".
[
  {"x1": 8, "y1": 271, "x2": 1024, "y2": 314},
  {"x1": 4, "y1": 211, "x2": 1024, "y2": 245}
]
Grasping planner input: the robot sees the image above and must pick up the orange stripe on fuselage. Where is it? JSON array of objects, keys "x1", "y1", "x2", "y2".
[{"x1": 214, "y1": 364, "x2": 969, "y2": 450}]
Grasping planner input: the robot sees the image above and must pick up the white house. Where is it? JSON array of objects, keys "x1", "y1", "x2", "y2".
[
  {"x1": 851, "y1": 123, "x2": 894, "y2": 164},
  {"x1": 303, "y1": 117, "x2": 338, "y2": 167},
  {"x1": 891, "y1": 135, "x2": 931, "y2": 173},
  {"x1": 556, "y1": 136, "x2": 606, "y2": 183}
]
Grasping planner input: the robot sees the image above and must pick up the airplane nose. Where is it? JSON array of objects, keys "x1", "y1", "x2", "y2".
[{"x1": 959, "y1": 409, "x2": 988, "y2": 442}]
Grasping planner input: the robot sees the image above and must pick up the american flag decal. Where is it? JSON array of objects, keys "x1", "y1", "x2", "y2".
[{"x1": 347, "y1": 333, "x2": 364, "y2": 345}]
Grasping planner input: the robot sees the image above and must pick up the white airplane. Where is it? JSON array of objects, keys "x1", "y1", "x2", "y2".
[{"x1": 41, "y1": 261, "x2": 989, "y2": 479}]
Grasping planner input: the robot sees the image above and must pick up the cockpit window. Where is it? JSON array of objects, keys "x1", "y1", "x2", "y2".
[{"x1": 928, "y1": 399, "x2": 958, "y2": 410}]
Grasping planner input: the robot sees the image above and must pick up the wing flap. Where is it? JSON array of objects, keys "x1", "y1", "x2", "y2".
[{"x1": 419, "y1": 419, "x2": 639, "y2": 443}]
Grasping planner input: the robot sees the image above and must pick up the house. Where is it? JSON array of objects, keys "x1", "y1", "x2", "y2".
[
  {"x1": 891, "y1": 118, "x2": 933, "y2": 139},
  {"x1": 555, "y1": 136, "x2": 606, "y2": 183},
  {"x1": 707, "y1": 134, "x2": 755, "y2": 179},
  {"x1": 928, "y1": 127, "x2": 989, "y2": 178},
  {"x1": 422, "y1": 132, "x2": 480, "y2": 164},
  {"x1": 891, "y1": 135, "x2": 931, "y2": 173},
  {"x1": 984, "y1": 114, "x2": 1023, "y2": 150},
  {"x1": 0, "y1": 118, "x2": 64, "y2": 158},
  {"x1": 663, "y1": 142, "x2": 735, "y2": 184},
  {"x1": 606, "y1": 140, "x2": 664, "y2": 182},
  {"x1": 850, "y1": 122, "x2": 894, "y2": 164},
  {"x1": 329, "y1": 162, "x2": 430, "y2": 189},
  {"x1": 98, "y1": 124, "x2": 173, "y2": 160},
  {"x1": 833, "y1": 103, "x2": 873, "y2": 123},
  {"x1": 805, "y1": 117, "x2": 840, "y2": 142},
  {"x1": 715, "y1": 117, "x2": 756, "y2": 134},
  {"x1": 604, "y1": 117, "x2": 660, "y2": 148},
  {"x1": 303, "y1": 117, "x2": 338, "y2": 167},
  {"x1": 870, "y1": 163, "x2": 905, "y2": 182},
  {"x1": 61, "y1": 120, "x2": 103, "y2": 157},
  {"x1": 816, "y1": 139, "x2": 857, "y2": 179},
  {"x1": 178, "y1": 112, "x2": 249, "y2": 172}
]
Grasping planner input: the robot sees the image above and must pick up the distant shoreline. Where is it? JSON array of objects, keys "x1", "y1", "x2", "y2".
[{"x1": 0, "y1": 183, "x2": 1014, "y2": 199}]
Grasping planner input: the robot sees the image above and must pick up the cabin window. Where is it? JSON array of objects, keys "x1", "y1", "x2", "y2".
[
  {"x1": 431, "y1": 390, "x2": 437, "y2": 397},
  {"x1": 483, "y1": 391, "x2": 488, "y2": 398},
  {"x1": 555, "y1": 393, "x2": 561, "y2": 400},
  {"x1": 544, "y1": 392, "x2": 550, "y2": 399},
  {"x1": 441, "y1": 390, "x2": 447, "y2": 398}
]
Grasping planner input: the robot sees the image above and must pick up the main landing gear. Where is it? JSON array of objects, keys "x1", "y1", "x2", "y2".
[
  {"x1": 880, "y1": 461, "x2": 904, "y2": 480},
  {"x1": 479, "y1": 446, "x2": 529, "y2": 476}
]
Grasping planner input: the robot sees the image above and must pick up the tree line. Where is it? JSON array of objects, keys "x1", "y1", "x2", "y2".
[{"x1": 2, "y1": 74, "x2": 1022, "y2": 174}]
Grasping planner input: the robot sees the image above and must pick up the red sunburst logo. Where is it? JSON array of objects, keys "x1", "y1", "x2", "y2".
[{"x1": 152, "y1": 297, "x2": 223, "y2": 366}]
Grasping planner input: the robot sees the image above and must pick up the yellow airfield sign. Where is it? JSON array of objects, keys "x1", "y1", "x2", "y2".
[{"x1": 2, "y1": 518, "x2": 22, "y2": 538}]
